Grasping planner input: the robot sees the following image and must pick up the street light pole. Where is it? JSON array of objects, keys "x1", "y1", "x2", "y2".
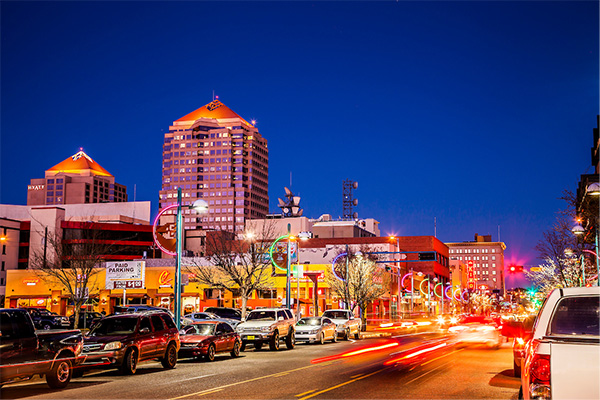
[
  {"x1": 286, "y1": 224, "x2": 291, "y2": 310},
  {"x1": 345, "y1": 244, "x2": 350, "y2": 311},
  {"x1": 175, "y1": 188, "x2": 183, "y2": 329}
]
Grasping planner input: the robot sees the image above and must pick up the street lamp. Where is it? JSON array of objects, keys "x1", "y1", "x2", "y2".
[{"x1": 153, "y1": 188, "x2": 208, "y2": 329}]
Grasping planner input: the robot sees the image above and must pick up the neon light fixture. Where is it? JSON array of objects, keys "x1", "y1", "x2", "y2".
[
  {"x1": 331, "y1": 252, "x2": 348, "y2": 281},
  {"x1": 419, "y1": 278, "x2": 430, "y2": 296},
  {"x1": 268, "y1": 234, "x2": 290, "y2": 272},
  {"x1": 401, "y1": 272, "x2": 413, "y2": 289},
  {"x1": 152, "y1": 204, "x2": 178, "y2": 256}
]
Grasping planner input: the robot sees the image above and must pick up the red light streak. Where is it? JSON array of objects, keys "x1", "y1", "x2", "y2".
[
  {"x1": 384, "y1": 342, "x2": 447, "y2": 365},
  {"x1": 312, "y1": 341, "x2": 399, "y2": 364}
]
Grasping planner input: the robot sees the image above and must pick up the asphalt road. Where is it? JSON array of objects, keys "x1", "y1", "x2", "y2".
[{"x1": 1, "y1": 334, "x2": 521, "y2": 400}]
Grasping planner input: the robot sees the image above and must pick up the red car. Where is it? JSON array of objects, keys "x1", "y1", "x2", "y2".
[{"x1": 178, "y1": 321, "x2": 241, "y2": 361}]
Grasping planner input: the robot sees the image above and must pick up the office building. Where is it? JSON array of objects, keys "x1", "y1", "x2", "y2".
[{"x1": 159, "y1": 99, "x2": 269, "y2": 232}]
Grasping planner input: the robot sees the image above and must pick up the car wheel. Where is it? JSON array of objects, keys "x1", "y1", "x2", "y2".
[
  {"x1": 205, "y1": 344, "x2": 216, "y2": 362},
  {"x1": 319, "y1": 333, "x2": 325, "y2": 345},
  {"x1": 46, "y1": 358, "x2": 72, "y2": 389},
  {"x1": 513, "y1": 360, "x2": 521, "y2": 377},
  {"x1": 269, "y1": 331, "x2": 280, "y2": 351},
  {"x1": 119, "y1": 348, "x2": 138, "y2": 375},
  {"x1": 255, "y1": 341, "x2": 263, "y2": 351},
  {"x1": 344, "y1": 329, "x2": 350, "y2": 341},
  {"x1": 354, "y1": 330, "x2": 360, "y2": 340},
  {"x1": 230, "y1": 340, "x2": 241, "y2": 358},
  {"x1": 161, "y1": 343, "x2": 177, "y2": 369},
  {"x1": 285, "y1": 330, "x2": 295, "y2": 350},
  {"x1": 332, "y1": 332, "x2": 338, "y2": 343}
]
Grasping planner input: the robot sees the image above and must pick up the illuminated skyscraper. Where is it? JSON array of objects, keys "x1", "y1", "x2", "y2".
[
  {"x1": 27, "y1": 150, "x2": 127, "y2": 206},
  {"x1": 159, "y1": 99, "x2": 269, "y2": 232}
]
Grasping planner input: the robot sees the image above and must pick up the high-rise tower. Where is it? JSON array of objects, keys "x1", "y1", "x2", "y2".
[{"x1": 159, "y1": 99, "x2": 269, "y2": 232}]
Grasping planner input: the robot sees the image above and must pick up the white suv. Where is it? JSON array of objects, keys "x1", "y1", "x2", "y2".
[
  {"x1": 322, "y1": 309, "x2": 362, "y2": 340},
  {"x1": 236, "y1": 308, "x2": 295, "y2": 351}
]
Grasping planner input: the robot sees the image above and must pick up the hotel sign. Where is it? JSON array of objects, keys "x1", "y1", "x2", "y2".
[
  {"x1": 28, "y1": 185, "x2": 44, "y2": 190},
  {"x1": 105, "y1": 261, "x2": 145, "y2": 290}
]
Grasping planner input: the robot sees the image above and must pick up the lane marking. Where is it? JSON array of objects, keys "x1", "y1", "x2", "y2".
[
  {"x1": 298, "y1": 367, "x2": 390, "y2": 400},
  {"x1": 405, "y1": 358, "x2": 453, "y2": 386},
  {"x1": 350, "y1": 373, "x2": 364, "y2": 379},
  {"x1": 168, "y1": 361, "x2": 336, "y2": 399},
  {"x1": 296, "y1": 390, "x2": 316, "y2": 397},
  {"x1": 171, "y1": 374, "x2": 218, "y2": 383},
  {"x1": 420, "y1": 348, "x2": 464, "y2": 367}
]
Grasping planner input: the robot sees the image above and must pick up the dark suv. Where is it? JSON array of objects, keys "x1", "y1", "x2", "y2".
[
  {"x1": 22, "y1": 307, "x2": 70, "y2": 330},
  {"x1": 203, "y1": 307, "x2": 242, "y2": 321},
  {"x1": 80, "y1": 311, "x2": 180, "y2": 375}
]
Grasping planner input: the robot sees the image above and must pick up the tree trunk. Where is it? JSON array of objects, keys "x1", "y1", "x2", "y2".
[{"x1": 241, "y1": 295, "x2": 248, "y2": 320}]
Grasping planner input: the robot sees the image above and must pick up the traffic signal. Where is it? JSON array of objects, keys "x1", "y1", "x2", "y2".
[
  {"x1": 385, "y1": 266, "x2": 392, "y2": 272},
  {"x1": 509, "y1": 265, "x2": 523, "y2": 273}
]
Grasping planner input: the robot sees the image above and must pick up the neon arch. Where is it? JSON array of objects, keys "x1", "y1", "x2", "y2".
[
  {"x1": 152, "y1": 204, "x2": 179, "y2": 256},
  {"x1": 434, "y1": 283, "x2": 443, "y2": 298},
  {"x1": 444, "y1": 284, "x2": 453, "y2": 300},
  {"x1": 453, "y1": 288, "x2": 462, "y2": 302},
  {"x1": 419, "y1": 278, "x2": 430, "y2": 296},
  {"x1": 331, "y1": 252, "x2": 348, "y2": 281},
  {"x1": 401, "y1": 272, "x2": 413, "y2": 290},
  {"x1": 268, "y1": 234, "x2": 290, "y2": 272}
]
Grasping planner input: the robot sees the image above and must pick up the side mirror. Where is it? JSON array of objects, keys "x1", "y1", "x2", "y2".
[{"x1": 140, "y1": 327, "x2": 150, "y2": 334}]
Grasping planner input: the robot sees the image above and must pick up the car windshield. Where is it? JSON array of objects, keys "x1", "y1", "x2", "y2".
[
  {"x1": 323, "y1": 311, "x2": 348, "y2": 319},
  {"x1": 246, "y1": 311, "x2": 276, "y2": 321},
  {"x1": 88, "y1": 317, "x2": 137, "y2": 336},
  {"x1": 297, "y1": 318, "x2": 321, "y2": 326},
  {"x1": 181, "y1": 324, "x2": 215, "y2": 335}
]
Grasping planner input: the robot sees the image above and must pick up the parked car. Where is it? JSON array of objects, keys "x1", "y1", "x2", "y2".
[
  {"x1": 448, "y1": 314, "x2": 502, "y2": 349},
  {"x1": 0, "y1": 308, "x2": 84, "y2": 389},
  {"x1": 178, "y1": 321, "x2": 241, "y2": 361},
  {"x1": 69, "y1": 311, "x2": 104, "y2": 329},
  {"x1": 184, "y1": 312, "x2": 241, "y2": 328},
  {"x1": 236, "y1": 308, "x2": 295, "y2": 351},
  {"x1": 113, "y1": 305, "x2": 171, "y2": 315},
  {"x1": 502, "y1": 314, "x2": 536, "y2": 377},
  {"x1": 79, "y1": 310, "x2": 180, "y2": 375},
  {"x1": 295, "y1": 317, "x2": 338, "y2": 344},
  {"x1": 203, "y1": 307, "x2": 243, "y2": 321},
  {"x1": 520, "y1": 287, "x2": 599, "y2": 400},
  {"x1": 322, "y1": 309, "x2": 362, "y2": 340},
  {"x1": 22, "y1": 307, "x2": 70, "y2": 330}
]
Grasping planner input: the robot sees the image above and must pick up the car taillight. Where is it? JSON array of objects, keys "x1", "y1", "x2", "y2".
[{"x1": 530, "y1": 353, "x2": 551, "y2": 384}]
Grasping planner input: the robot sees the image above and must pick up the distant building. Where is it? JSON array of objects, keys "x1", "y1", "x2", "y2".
[
  {"x1": 575, "y1": 116, "x2": 599, "y2": 236},
  {"x1": 0, "y1": 202, "x2": 152, "y2": 308},
  {"x1": 159, "y1": 99, "x2": 269, "y2": 233},
  {"x1": 27, "y1": 150, "x2": 128, "y2": 206},
  {"x1": 446, "y1": 234, "x2": 507, "y2": 295},
  {"x1": 245, "y1": 214, "x2": 380, "y2": 239}
]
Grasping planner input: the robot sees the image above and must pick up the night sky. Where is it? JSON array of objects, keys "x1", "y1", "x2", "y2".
[{"x1": 1, "y1": 1, "x2": 598, "y2": 288}]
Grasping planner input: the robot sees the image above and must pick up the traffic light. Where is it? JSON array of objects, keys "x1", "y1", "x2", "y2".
[
  {"x1": 509, "y1": 265, "x2": 523, "y2": 273},
  {"x1": 385, "y1": 266, "x2": 392, "y2": 272}
]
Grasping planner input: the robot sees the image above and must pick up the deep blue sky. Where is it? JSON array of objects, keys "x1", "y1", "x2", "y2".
[{"x1": 1, "y1": 1, "x2": 598, "y2": 287}]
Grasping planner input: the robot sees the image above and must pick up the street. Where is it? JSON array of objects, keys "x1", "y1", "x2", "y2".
[{"x1": 1, "y1": 334, "x2": 521, "y2": 400}]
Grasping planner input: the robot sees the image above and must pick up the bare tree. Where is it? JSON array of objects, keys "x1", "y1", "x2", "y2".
[
  {"x1": 533, "y1": 189, "x2": 597, "y2": 290},
  {"x1": 325, "y1": 247, "x2": 388, "y2": 328},
  {"x1": 185, "y1": 224, "x2": 277, "y2": 319},
  {"x1": 29, "y1": 222, "x2": 116, "y2": 329}
]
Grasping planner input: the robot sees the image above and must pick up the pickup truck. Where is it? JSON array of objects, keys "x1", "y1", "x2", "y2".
[
  {"x1": 236, "y1": 308, "x2": 295, "y2": 351},
  {"x1": 322, "y1": 309, "x2": 362, "y2": 340},
  {"x1": 520, "y1": 286, "x2": 600, "y2": 400},
  {"x1": 0, "y1": 308, "x2": 84, "y2": 389}
]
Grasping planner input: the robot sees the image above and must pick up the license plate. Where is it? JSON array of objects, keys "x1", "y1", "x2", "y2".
[{"x1": 247, "y1": 335, "x2": 255, "y2": 341}]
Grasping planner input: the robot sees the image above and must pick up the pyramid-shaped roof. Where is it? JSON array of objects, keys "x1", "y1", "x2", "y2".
[
  {"x1": 46, "y1": 150, "x2": 112, "y2": 177},
  {"x1": 175, "y1": 99, "x2": 252, "y2": 126}
]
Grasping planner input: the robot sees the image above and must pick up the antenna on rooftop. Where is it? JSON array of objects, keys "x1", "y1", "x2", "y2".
[{"x1": 342, "y1": 179, "x2": 358, "y2": 220}]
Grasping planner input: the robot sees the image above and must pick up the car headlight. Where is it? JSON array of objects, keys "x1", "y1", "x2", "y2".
[
  {"x1": 310, "y1": 329, "x2": 320, "y2": 334},
  {"x1": 260, "y1": 326, "x2": 273, "y2": 332},
  {"x1": 103, "y1": 341, "x2": 122, "y2": 351}
]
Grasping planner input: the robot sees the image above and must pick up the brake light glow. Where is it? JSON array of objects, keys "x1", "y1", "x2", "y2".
[{"x1": 531, "y1": 353, "x2": 551, "y2": 384}]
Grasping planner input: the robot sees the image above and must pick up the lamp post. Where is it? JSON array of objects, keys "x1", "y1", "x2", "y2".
[{"x1": 153, "y1": 188, "x2": 208, "y2": 329}]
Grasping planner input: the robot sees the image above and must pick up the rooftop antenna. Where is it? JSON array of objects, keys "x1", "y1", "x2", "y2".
[
  {"x1": 212, "y1": 90, "x2": 215, "y2": 101},
  {"x1": 342, "y1": 179, "x2": 358, "y2": 220},
  {"x1": 434, "y1": 217, "x2": 437, "y2": 238}
]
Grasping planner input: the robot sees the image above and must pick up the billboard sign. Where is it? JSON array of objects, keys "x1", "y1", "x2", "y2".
[{"x1": 105, "y1": 261, "x2": 146, "y2": 290}]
